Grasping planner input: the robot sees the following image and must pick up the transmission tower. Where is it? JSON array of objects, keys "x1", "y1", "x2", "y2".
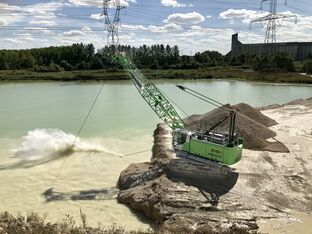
[
  {"x1": 250, "y1": 0, "x2": 297, "y2": 43},
  {"x1": 102, "y1": 0, "x2": 125, "y2": 47}
]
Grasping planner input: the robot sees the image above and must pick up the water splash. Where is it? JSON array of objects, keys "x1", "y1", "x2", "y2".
[{"x1": 12, "y1": 129, "x2": 117, "y2": 161}]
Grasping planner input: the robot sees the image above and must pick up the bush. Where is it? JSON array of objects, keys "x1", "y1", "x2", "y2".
[
  {"x1": 49, "y1": 62, "x2": 64, "y2": 72},
  {"x1": 230, "y1": 56, "x2": 242, "y2": 66},
  {"x1": 303, "y1": 59, "x2": 312, "y2": 74},
  {"x1": 60, "y1": 60, "x2": 74, "y2": 71},
  {"x1": 253, "y1": 56, "x2": 271, "y2": 72},
  {"x1": 253, "y1": 54, "x2": 295, "y2": 72},
  {"x1": 33, "y1": 62, "x2": 64, "y2": 72},
  {"x1": 271, "y1": 54, "x2": 295, "y2": 72}
]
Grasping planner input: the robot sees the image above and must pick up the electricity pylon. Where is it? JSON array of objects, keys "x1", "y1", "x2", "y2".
[
  {"x1": 250, "y1": 0, "x2": 297, "y2": 43},
  {"x1": 102, "y1": 0, "x2": 125, "y2": 47}
]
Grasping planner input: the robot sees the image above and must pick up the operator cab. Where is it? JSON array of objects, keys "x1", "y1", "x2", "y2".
[{"x1": 172, "y1": 129, "x2": 191, "y2": 150}]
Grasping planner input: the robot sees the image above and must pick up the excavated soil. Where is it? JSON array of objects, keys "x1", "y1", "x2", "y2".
[{"x1": 117, "y1": 98, "x2": 312, "y2": 233}]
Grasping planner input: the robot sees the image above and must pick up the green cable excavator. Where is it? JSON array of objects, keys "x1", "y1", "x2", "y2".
[{"x1": 114, "y1": 53, "x2": 243, "y2": 178}]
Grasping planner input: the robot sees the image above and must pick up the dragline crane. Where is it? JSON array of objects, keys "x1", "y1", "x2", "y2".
[
  {"x1": 102, "y1": 0, "x2": 243, "y2": 180},
  {"x1": 114, "y1": 54, "x2": 243, "y2": 176}
]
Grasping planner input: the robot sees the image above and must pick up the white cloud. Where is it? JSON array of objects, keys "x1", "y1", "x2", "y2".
[
  {"x1": 219, "y1": 8, "x2": 299, "y2": 28},
  {"x1": 0, "y1": 3, "x2": 24, "y2": 25},
  {"x1": 63, "y1": 30, "x2": 87, "y2": 37},
  {"x1": 122, "y1": 23, "x2": 183, "y2": 33},
  {"x1": 219, "y1": 8, "x2": 269, "y2": 24},
  {"x1": 82, "y1": 26, "x2": 93, "y2": 32},
  {"x1": 164, "y1": 12, "x2": 205, "y2": 24},
  {"x1": 23, "y1": 2, "x2": 65, "y2": 14},
  {"x1": 29, "y1": 20, "x2": 57, "y2": 26},
  {"x1": 67, "y1": 0, "x2": 136, "y2": 7},
  {"x1": 23, "y1": 2, "x2": 66, "y2": 20},
  {"x1": 122, "y1": 24, "x2": 147, "y2": 31},
  {"x1": 0, "y1": 19, "x2": 7, "y2": 26},
  {"x1": 220, "y1": 9, "x2": 258, "y2": 20},
  {"x1": 0, "y1": 2, "x2": 65, "y2": 26},
  {"x1": 4, "y1": 34, "x2": 35, "y2": 45},
  {"x1": 148, "y1": 23, "x2": 183, "y2": 33},
  {"x1": 24, "y1": 27, "x2": 53, "y2": 35},
  {"x1": 160, "y1": 0, "x2": 192, "y2": 8},
  {"x1": 90, "y1": 13, "x2": 103, "y2": 20}
]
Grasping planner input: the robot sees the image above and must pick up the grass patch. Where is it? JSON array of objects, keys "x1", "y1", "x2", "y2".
[
  {"x1": 0, "y1": 67, "x2": 311, "y2": 84},
  {"x1": 0, "y1": 211, "x2": 148, "y2": 234},
  {"x1": 0, "y1": 211, "x2": 258, "y2": 234}
]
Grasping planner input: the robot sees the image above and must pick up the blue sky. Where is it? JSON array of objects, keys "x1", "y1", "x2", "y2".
[{"x1": 0, "y1": 0, "x2": 311, "y2": 54}]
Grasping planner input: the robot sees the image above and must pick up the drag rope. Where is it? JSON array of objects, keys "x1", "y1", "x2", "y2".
[
  {"x1": 72, "y1": 83, "x2": 105, "y2": 146},
  {"x1": 120, "y1": 149, "x2": 151, "y2": 158},
  {"x1": 52, "y1": 83, "x2": 105, "y2": 186}
]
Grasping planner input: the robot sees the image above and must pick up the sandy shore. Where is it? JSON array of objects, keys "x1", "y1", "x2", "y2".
[{"x1": 252, "y1": 101, "x2": 312, "y2": 233}]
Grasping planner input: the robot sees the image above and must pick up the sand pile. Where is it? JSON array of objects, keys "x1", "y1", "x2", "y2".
[
  {"x1": 260, "y1": 98, "x2": 312, "y2": 110},
  {"x1": 184, "y1": 103, "x2": 289, "y2": 152}
]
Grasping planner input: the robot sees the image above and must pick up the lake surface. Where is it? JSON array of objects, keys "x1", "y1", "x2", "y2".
[
  {"x1": 0, "y1": 79, "x2": 311, "y2": 229},
  {"x1": 1, "y1": 79, "x2": 312, "y2": 138}
]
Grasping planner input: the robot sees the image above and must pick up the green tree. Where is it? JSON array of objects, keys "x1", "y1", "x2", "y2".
[
  {"x1": 0, "y1": 55, "x2": 9, "y2": 70},
  {"x1": 89, "y1": 56, "x2": 104, "y2": 69}
]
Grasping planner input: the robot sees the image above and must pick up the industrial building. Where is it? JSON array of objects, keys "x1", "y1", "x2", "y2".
[{"x1": 230, "y1": 33, "x2": 312, "y2": 61}]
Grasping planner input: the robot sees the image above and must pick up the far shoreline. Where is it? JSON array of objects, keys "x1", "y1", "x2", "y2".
[{"x1": 0, "y1": 68, "x2": 312, "y2": 84}]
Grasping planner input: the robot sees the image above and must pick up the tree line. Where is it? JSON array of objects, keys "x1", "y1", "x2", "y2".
[
  {"x1": 0, "y1": 43, "x2": 311, "y2": 74},
  {"x1": 0, "y1": 43, "x2": 226, "y2": 72}
]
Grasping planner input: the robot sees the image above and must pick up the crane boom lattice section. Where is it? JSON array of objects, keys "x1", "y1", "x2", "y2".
[{"x1": 115, "y1": 54, "x2": 185, "y2": 130}]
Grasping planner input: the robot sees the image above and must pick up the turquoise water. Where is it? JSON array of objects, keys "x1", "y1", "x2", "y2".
[{"x1": 0, "y1": 79, "x2": 311, "y2": 138}]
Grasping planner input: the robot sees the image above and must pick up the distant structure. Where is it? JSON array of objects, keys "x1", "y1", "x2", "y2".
[
  {"x1": 250, "y1": 0, "x2": 297, "y2": 43},
  {"x1": 102, "y1": 0, "x2": 125, "y2": 47},
  {"x1": 230, "y1": 33, "x2": 312, "y2": 61}
]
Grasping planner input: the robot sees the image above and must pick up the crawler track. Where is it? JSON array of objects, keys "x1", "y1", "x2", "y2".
[{"x1": 170, "y1": 150, "x2": 232, "y2": 177}]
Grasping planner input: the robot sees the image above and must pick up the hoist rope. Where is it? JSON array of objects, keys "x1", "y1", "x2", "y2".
[{"x1": 159, "y1": 88, "x2": 190, "y2": 118}]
